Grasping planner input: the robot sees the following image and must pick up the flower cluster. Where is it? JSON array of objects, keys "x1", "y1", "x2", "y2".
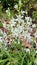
[{"x1": 0, "y1": 11, "x2": 37, "y2": 49}]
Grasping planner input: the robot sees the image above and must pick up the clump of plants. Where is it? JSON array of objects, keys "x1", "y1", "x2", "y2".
[
  {"x1": 0, "y1": 0, "x2": 37, "y2": 65},
  {"x1": 0, "y1": 41, "x2": 37, "y2": 65},
  {"x1": 0, "y1": 12, "x2": 37, "y2": 64}
]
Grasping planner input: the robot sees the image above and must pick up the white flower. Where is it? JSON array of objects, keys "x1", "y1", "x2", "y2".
[
  {"x1": 10, "y1": 17, "x2": 15, "y2": 22},
  {"x1": 14, "y1": 4, "x2": 18, "y2": 9},
  {"x1": 25, "y1": 17, "x2": 32, "y2": 23},
  {"x1": 24, "y1": 31, "x2": 31, "y2": 42},
  {"x1": 25, "y1": 17, "x2": 30, "y2": 22},
  {"x1": 27, "y1": 25, "x2": 32, "y2": 32},
  {"x1": 21, "y1": 10, "x2": 25, "y2": 14},
  {"x1": 8, "y1": 4, "x2": 10, "y2": 6},
  {"x1": 18, "y1": 26, "x2": 24, "y2": 33},
  {"x1": 3, "y1": 23, "x2": 6, "y2": 28},
  {"x1": 12, "y1": 22, "x2": 16, "y2": 26},
  {"x1": 10, "y1": 17, "x2": 16, "y2": 27},
  {"x1": 16, "y1": 14, "x2": 23, "y2": 19},
  {"x1": 14, "y1": 32, "x2": 18, "y2": 37},
  {"x1": 16, "y1": 15, "x2": 23, "y2": 23},
  {"x1": 12, "y1": 28, "x2": 18, "y2": 37},
  {"x1": 24, "y1": 48, "x2": 30, "y2": 54},
  {"x1": 21, "y1": 10, "x2": 27, "y2": 14},
  {"x1": 27, "y1": 33, "x2": 31, "y2": 40},
  {"x1": 36, "y1": 51, "x2": 37, "y2": 54},
  {"x1": 27, "y1": 21, "x2": 32, "y2": 25},
  {"x1": 18, "y1": 39, "x2": 20, "y2": 44},
  {"x1": 32, "y1": 24, "x2": 36, "y2": 28},
  {"x1": 6, "y1": 8, "x2": 10, "y2": 13},
  {"x1": 4, "y1": 42, "x2": 7, "y2": 46},
  {"x1": 3, "y1": 32, "x2": 7, "y2": 37},
  {"x1": 6, "y1": 10, "x2": 8, "y2": 13}
]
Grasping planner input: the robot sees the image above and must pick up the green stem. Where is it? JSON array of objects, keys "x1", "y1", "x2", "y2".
[{"x1": 21, "y1": 54, "x2": 26, "y2": 65}]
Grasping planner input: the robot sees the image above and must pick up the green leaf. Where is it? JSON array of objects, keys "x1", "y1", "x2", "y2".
[
  {"x1": 0, "y1": 22, "x2": 3, "y2": 28},
  {"x1": 27, "y1": 61, "x2": 32, "y2": 65},
  {"x1": 6, "y1": 62, "x2": 11, "y2": 65},
  {"x1": 0, "y1": 59, "x2": 9, "y2": 65},
  {"x1": 0, "y1": 33, "x2": 3, "y2": 36}
]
